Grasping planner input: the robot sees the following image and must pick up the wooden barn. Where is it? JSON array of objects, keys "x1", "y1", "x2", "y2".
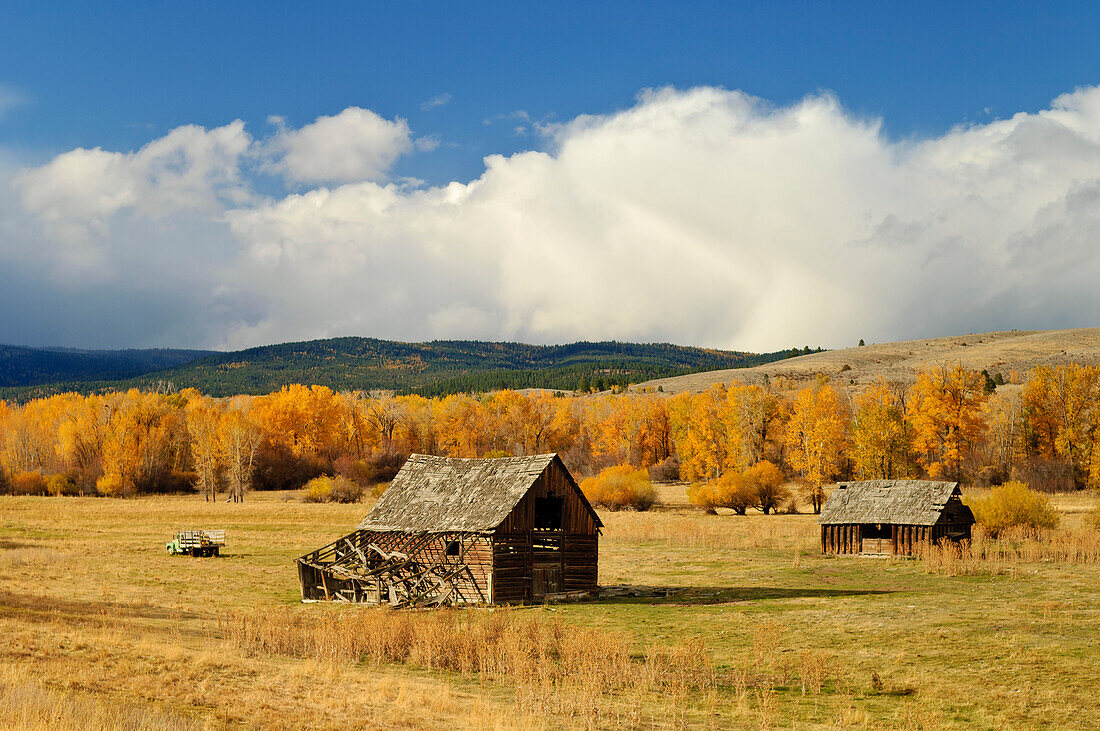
[
  {"x1": 297, "y1": 453, "x2": 601, "y2": 606},
  {"x1": 819, "y1": 480, "x2": 974, "y2": 556}
]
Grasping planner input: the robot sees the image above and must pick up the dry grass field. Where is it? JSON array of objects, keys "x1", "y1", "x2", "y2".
[
  {"x1": 2, "y1": 488, "x2": 1099, "y2": 729},
  {"x1": 640, "y1": 327, "x2": 1100, "y2": 393}
]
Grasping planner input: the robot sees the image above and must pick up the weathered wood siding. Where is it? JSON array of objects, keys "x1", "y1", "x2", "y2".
[
  {"x1": 494, "y1": 459, "x2": 599, "y2": 535},
  {"x1": 821, "y1": 521, "x2": 972, "y2": 557},
  {"x1": 821, "y1": 524, "x2": 863, "y2": 554},
  {"x1": 490, "y1": 459, "x2": 599, "y2": 603}
]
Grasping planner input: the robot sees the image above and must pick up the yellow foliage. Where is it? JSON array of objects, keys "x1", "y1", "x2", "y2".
[
  {"x1": 786, "y1": 384, "x2": 847, "y2": 512},
  {"x1": 301, "y1": 475, "x2": 364, "y2": 503},
  {"x1": 966, "y1": 481, "x2": 1059, "y2": 538},
  {"x1": 851, "y1": 380, "x2": 912, "y2": 479},
  {"x1": 580, "y1": 465, "x2": 657, "y2": 511},
  {"x1": 95, "y1": 472, "x2": 127, "y2": 497},
  {"x1": 907, "y1": 365, "x2": 987, "y2": 480},
  {"x1": 1021, "y1": 364, "x2": 1100, "y2": 489}
]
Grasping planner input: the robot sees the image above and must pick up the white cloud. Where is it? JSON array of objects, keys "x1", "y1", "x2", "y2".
[
  {"x1": 420, "y1": 93, "x2": 452, "y2": 111},
  {"x1": 267, "y1": 107, "x2": 413, "y2": 185},
  {"x1": 13, "y1": 121, "x2": 251, "y2": 245},
  {"x1": 9, "y1": 88, "x2": 1100, "y2": 351}
]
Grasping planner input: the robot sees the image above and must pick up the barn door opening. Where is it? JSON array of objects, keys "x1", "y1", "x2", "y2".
[
  {"x1": 532, "y1": 495, "x2": 564, "y2": 596},
  {"x1": 861, "y1": 523, "x2": 891, "y2": 554}
]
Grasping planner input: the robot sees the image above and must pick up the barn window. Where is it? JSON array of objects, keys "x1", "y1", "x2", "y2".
[
  {"x1": 534, "y1": 496, "x2": 564, "y2": 529},
  {"x1": 445, "y1": 540, "x2": 461, "y2": 556}
]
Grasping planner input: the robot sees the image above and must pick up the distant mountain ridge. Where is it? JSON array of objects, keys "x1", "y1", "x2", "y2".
[
  {"x1": 0, "y1": 337, "x2": 790, "y2": 401},
  {"x1": 0, "y1": 344, "x2": 215, "y2": 389}
]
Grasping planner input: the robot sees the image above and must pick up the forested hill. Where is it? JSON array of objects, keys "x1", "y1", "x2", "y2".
[
  {"x1": 0, "y1": 345, "x2": 214, "y2": 389},
  {"x1": 0, "y1": 338, "x2": 792, "y2": 400}
]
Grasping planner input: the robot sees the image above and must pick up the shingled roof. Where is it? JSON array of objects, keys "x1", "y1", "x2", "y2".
[
  {"x1": 818, "y1": 480, "x2": 964, "y2": 526},
  {"x1": 357, "y1": 453, "x2": 598, "y2": 533}
]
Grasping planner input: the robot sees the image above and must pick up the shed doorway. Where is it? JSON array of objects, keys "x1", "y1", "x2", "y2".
[{"x1": 861, "y1": 524, "x2": 892, "y2": 554}]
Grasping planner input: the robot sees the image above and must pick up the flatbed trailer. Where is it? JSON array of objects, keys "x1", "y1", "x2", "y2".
[{"x1": 166, "y1": 529, "x2": 225, "y2": 557}]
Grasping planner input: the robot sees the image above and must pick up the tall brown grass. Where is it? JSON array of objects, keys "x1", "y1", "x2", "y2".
[
  {"x1": 602, "y1": 511, "x2": 819, "y2": 551},
  {"x1": 219, "y1": 607, "x2": 857, "y2": 728},
  {"x1": 921, "y1": 525, "x2": 1100, "y2": 575},
  {"x1": 0, "y1": 670, "x2": 198, "y2": 730}
]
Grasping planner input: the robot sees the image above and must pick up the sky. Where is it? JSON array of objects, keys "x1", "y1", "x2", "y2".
[{"x1": 2, "y1": 1, "x2": 1100, "y2": 352}]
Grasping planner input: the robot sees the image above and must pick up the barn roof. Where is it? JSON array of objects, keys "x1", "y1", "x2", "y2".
[
  {"x1": 818, "y1": 480, "x2": 964, "y2": 526},
  {"x1": 356, "y1": 453, "x2": 599, "y2": 533}
]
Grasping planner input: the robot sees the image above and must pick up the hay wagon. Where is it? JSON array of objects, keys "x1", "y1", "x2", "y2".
[{"x1": 166, "y1": 529, "x2": 225, "y2": 557}]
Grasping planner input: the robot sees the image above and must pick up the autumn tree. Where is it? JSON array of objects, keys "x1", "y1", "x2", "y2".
[
  {"x1": 185, "y1": 394, "x2": 225, "y2": 501},
  {"x1": 906, "y1": 366, "x2": 988, "y2": 481},
  {"x1": 786, "y1": 381, "x2": 848, "y2": 513},
  {"x1": 1021, "y1": 364, "x2": 1100, "y2": 488},
  {"x1": 98, "y1": 390, "x2": 185, "y2": 496},
  {"x1": 722, "y1": 382, "x2": 787, "y2": 469},
  {"x1": 220, "y1": 402, "x2": 262, "y2": 502},
  {"x1": 669, "y1": 387, "x2": 731, "y2": 481},
  {"x1": 979, "y1": 390, "x2": 1021, "y2": 484},
  {"x1": 851, "y1": 380, "x2": 912, "y2": 479}
]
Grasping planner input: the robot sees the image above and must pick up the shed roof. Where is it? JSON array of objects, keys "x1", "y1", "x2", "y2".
[
  {"x1": 357, "y1": 453, "x2": 599, "y2": 533},
  {"x1": 818, "y1": 480, "x2": 964, "y2": 526}
]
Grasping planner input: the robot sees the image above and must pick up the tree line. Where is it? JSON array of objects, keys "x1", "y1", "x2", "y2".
[{"x1": 1, "y1": 363, "x2": 1097, "y2": 508}]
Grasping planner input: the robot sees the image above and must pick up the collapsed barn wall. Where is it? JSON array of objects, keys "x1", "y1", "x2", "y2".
[{"x1": 298, "y1": 530, "x2": 492, "y2": 606}]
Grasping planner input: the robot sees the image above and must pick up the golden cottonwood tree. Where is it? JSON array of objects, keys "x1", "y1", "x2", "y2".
[
  {"x1": 851, "y1": 380, "x2": 912, "y2": 479},
  {"x1": 1021, "y1": 364, "x2": 1100, "y2": 488},
  {"x1": 669, "y1": 387, "x2": 731, "y2": 481},
  {"x1": 786, "y1": 382, "x2": 848, "y2": 513},
  {"x1": 185, "y1": 394, "x2": 224, "y2": 501},
  {"x1": 906, "y1": 366, "x2": 987, "y2": 480},
  {"x1": 220, "y1": 404, "x2": 263, "y2": 502}
]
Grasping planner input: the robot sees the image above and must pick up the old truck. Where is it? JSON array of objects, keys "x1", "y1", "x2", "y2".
[{"x1": 166, "y1": 529, "x2": 225, "y2": 557}]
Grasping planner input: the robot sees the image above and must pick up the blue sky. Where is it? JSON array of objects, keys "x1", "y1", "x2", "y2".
[
  {"x1": 3, "y1": 2, "x2": 1097, "y2": 182},
  {"x1": 2, "y1": 2, "x2": 1100, "y2": 351}
]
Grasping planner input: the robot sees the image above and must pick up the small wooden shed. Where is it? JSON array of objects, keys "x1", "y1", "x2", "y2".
[
  {"x1": 297, "y1": 453, "x2": 601, "y2": 605},
  {"x1": 818, "y1": 480, "x2": 974, "y2": 556}
]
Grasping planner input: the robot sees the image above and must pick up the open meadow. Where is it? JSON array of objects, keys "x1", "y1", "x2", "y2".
[{"x1": 1, "y1": 487, "x2": 1099, "y2": 729}]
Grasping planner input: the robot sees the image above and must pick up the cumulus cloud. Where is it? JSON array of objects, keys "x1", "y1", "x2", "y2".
[
  {"x1": 8, "y1": 87, "x2": 1100, "y2": 350},
  {"x1": 14, "y1": 121, "x2": 251, "y2": 246},
  {"x1": 266, "y1": 107, "x2": 413, "y2": 184}
]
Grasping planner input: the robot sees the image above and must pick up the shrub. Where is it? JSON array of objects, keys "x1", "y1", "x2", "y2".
[
  {"x1": 967, "y1": 481, "x2": 1059, "y2": 538},
  {"x1": 648, "y1": 456, "x2": 681, "y2": 483},
  {"x1": 302, "y1": 476, "x2": 333, "y2": 503},
  {"x1": 11, "y1": 472, "x2": 48, "y2": 496},
  {"x1": 581, "y1": 465, "x2": 657, "y2": 511},
  {"x1": 333, "y1": 455, "x2": 372, "y2": 486},
  {"x1": 302, "y1": 475, "x2": 365, "y2": 504},
  {"x1": 46, "y1": 474, "x2": 80, "y2": 496},
  {"x1": 95, "y1": 473, "x2": 132, "y2": 497}
]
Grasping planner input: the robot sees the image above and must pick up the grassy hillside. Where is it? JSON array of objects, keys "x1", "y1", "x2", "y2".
[
  {"x1": 639, "y1": 327, "x2": 1100, "y2": 393},
  {"x1": 0, "y1": 337, "x2": 791, "y2": 400}
]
